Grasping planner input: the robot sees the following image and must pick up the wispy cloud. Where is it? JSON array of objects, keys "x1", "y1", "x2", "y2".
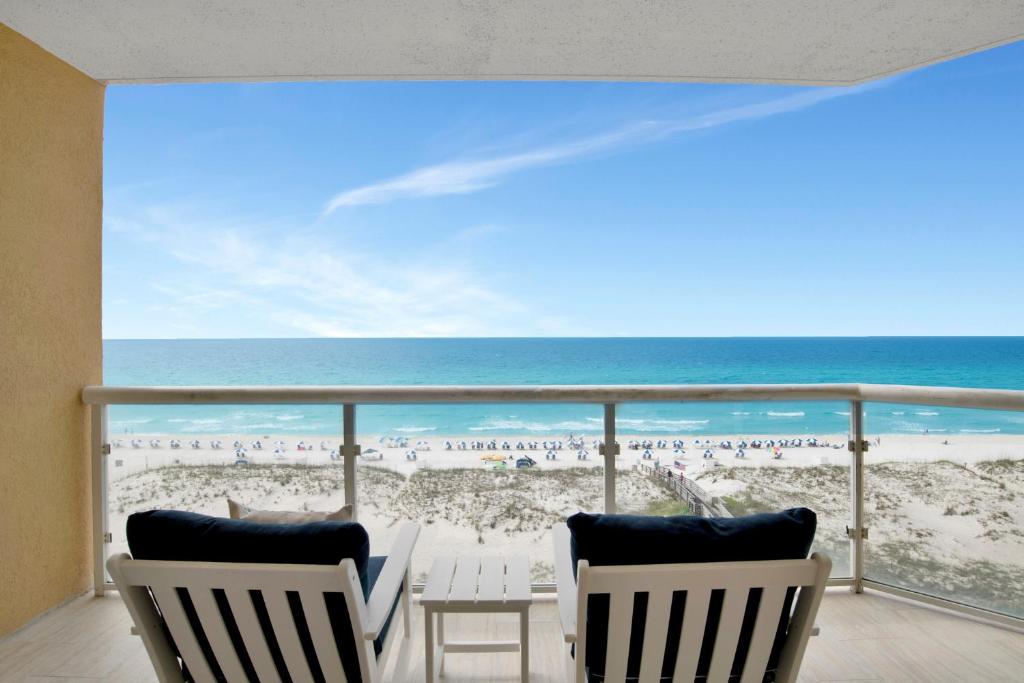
[
  {"x1": 149, "y1": 282, "x2": 258, "y2": 313},
  {"x1": 107, "y1": 206, "x2": 575, "y2": 337},
  {"x1": 322, "y1": 123, "x2": 658, "y2": 212},
  {"x1": 323, "y1": 82, "x2": 887, "y2": 213},
  {"x1": 175, "y1": 230, "x2": 546, "y2": 336}
]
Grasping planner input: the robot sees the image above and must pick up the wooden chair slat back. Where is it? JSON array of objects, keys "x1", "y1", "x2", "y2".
[
  {"x1": 577, "y1": 554, "x2": 830, "y2": 683},
  {"x1": 110, "y1": 556, "x2": 372, "y2": 683}
]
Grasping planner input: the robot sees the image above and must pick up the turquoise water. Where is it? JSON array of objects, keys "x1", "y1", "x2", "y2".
[{"x1": 103, "y1": 338, "x2": 1024, "y2": 436}]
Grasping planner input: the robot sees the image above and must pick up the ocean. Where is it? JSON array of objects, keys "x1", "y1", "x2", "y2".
[{"x1": 103, "y1": 337, "x2": 1024, "y2": 436}]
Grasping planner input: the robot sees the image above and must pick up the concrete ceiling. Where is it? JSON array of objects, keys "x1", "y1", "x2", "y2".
[{"x1": 2, "y1": 1, "x2": 1023, "y2": 85}]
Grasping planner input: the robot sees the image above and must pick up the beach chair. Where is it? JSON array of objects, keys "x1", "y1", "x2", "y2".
[
  {"x1": 108, "y1": 510, "x2": 419, "y2": 682},
  {"x1": 553, "y1": 509, "x2": 829, "y2": 683}
]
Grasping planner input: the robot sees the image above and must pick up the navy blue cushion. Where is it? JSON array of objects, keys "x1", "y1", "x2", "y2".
[
  {"x1": 567, "y1": 508, "x2": 817, "y2": 683},
  {"x1": 126, "y1": 510, "x2": 398, "y2": 683}
]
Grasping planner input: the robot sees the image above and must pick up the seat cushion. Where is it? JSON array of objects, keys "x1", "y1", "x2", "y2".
[
  {"x1": 567, "y1": 508, "x2": 817, "y2": 683},
  {"x1": 126, "y1": 509, "x2": 388, "y2": 683}
]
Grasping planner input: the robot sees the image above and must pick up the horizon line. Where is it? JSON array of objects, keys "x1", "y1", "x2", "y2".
[{"x1": 102, "y1": 334, "x2": 1024, "y2": 341}]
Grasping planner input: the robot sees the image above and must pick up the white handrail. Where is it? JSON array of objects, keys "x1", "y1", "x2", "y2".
[
  {"x1": 857, "y1": 383, "x2": 1024, "y2": 411},
  {"x1": 81, "y1": 383, "x2": 1024, "y2": 411}
]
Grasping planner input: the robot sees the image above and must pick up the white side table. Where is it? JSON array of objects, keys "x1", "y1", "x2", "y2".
[{"x1": 421, "y1": 555, "x2": 532, "y2": 682}]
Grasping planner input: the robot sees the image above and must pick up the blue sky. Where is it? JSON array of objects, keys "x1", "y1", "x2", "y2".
[{"x1": 104, "y1": 42, "x2": 1024, "y2": 338}]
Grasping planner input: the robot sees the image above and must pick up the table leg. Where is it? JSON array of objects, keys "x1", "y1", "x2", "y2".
[
  {"x1": 438, "y1": 612, "x2": 445, "y2": 676},
  {"x1": 520, "y1": 607, "x2": 529, "y2": 683},
  {"x1": 424, "y1": 608, "x2": 435, "y2": 683}
]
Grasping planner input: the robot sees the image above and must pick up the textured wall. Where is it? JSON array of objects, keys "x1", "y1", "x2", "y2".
[{"x1": 0, "y1": 23, "x2": 104, "y2": 636}]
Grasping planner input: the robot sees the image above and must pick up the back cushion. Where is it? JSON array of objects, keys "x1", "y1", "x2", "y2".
[
  {"x1": 127, "y1": 510, "x2": 372, "y2": 682},
  {"x1": 567, "y1": 508, "x2": 817, "y2": 682},
  {"x1": 226, "y1": 498, "x2": 354, "y2": 524}
]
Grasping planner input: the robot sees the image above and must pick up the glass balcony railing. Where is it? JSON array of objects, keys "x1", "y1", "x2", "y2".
[
  {"x1": 863, "y1": 403, "x2": 1024, "y2": 619},
  {"x1": 85, "y1": 383, "x2": 1024, "y2": 628}
]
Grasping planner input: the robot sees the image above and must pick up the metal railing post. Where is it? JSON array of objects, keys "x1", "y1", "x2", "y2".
[
  {"x1": 343, "y1": 404, "x2": 359, "y2": 520},
  {"x1": 601, "y1": 403, "x2": 618, "y2": 513},
  {"x1": 90, "y1": 403, "x2": 109, "y2": 595},
  {"x1": 849, "y1": 399, "x2": 866, "y2": 593}
]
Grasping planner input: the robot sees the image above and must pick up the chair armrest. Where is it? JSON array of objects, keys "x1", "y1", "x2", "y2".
[
  {"x1": 364, "y1": 522, "x2": 420, "y2": 640},
  {"x1": 552, "y1": 523, "x2": 577, "y2": 643}
]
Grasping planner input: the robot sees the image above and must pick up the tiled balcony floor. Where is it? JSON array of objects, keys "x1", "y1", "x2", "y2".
[{"x1": 1, "y1": 589, "x2": 1021, "y2": 682}]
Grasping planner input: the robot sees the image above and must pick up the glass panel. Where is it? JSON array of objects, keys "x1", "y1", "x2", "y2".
[
  {"x1": 864, "y1": 403, "x2": 1024, "y2": 618},
  {"x1": 106, "y1": 403, "x2": 344, "y2": 563},
  {"x1": 615, "y1": 401, "x2": 853, "y2": 577},
  {"x1": 353, "y1": 403, "x2": 605, "y2": 583}
]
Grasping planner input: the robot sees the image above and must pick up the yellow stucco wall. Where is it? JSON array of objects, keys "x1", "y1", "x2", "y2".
[{"x1": 0, "y1": 23, "x2": 104, "y2": 636}]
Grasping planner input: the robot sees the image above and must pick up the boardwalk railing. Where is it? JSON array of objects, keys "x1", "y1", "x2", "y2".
[
  {"x1": 83, "y1": 382, "x2": 1024, "y2": 629},
  {"x1": 633, "y1": 461, "x2": 725, "y2": 517}
]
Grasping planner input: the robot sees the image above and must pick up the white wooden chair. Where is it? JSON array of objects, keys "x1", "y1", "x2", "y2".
[
  {"x1": 552, "y1": 523, "x2": 830, "y2": 683},
  {"x1": 108, "y1": 522, "x2": 419, "y2": 683}
]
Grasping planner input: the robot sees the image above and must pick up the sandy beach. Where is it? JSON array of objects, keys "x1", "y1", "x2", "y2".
[
  {"x1": 106, "y1": 431, "x2": 1024, "y2": 479},
  {"x1": 106, "y1": 431, "x2": 1024, "y2": 615}
]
